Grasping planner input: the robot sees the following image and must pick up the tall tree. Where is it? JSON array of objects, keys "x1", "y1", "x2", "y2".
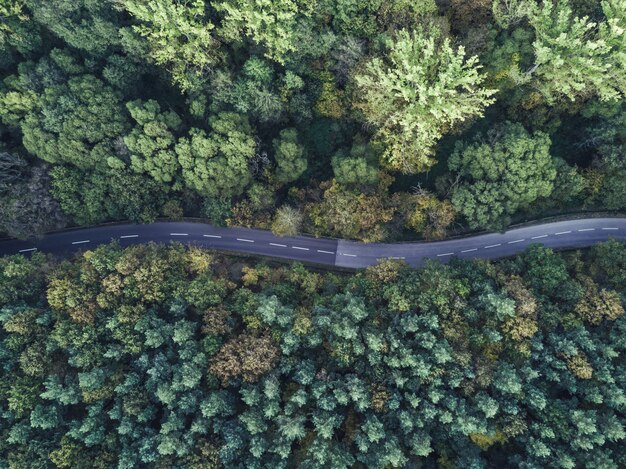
[
  {"x1": 176, "y1": 112, "x2": 255, "y2": 198},
  {"x1": 449, "y1": 122, "x2": 556, "y2": 229},
  {"x1": 354, "y1": 27, "x2": 496, "y2": 173},
  {"x1": 525, "y1": 0, "x2": 626, "y2": 103},
  {"x1": 120, "y1": 0, "x2": 221, "y2": 92},
  {"x1": 272, "y1": 128, "x2": 307, "y2": 184},
  {"x1": 213, "y1": 0, "x2": 312, "y2": 64}
]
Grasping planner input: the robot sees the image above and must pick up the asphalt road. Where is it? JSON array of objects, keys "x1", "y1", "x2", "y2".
[{"x1": 0, "y1": 218, "x2": 624, "y2": 269}]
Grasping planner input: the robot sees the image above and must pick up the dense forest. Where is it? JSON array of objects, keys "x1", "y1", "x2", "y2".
[
  {"x1": 0, "y1": 0, "x2": 624, "y2": 241},
  {"x1": 0, "y1": 241, "x2": 625, "y2": 467}
]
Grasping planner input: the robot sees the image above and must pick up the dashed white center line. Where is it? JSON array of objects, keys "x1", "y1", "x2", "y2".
[
  {"x1": 578, "y1": 228, "x2": 595, "y2": 232},
  {"x1": 203, "y1": 234, "x2": 222, "y2": 238},
  {"x1": 461, "y1": 248, "x2": 478, "y2": 253},
  {"x1": 437, "y1": 252, "x2": 455, "y2": 257},
  {"x1": 170, "y1": 233, "x2": 188, "y2": 236},
  {"x1": 19, "y1": 248, "x2": 37, "y2": 253},
  {"x1": 120, "y1": 235, "x2": 139, "y2": 239},
  {"x1": 602, "y1": 227, "x2": 619, "y2": 231},
  {"x1": 317, "y1": 250, "x2": 335, "y2": 254},
  {"x1": 270, "y1": 243, "x2": 287, "y2": 247},
  {"x1": 72, "y1": 240, "x2": 90, "y2": 245},
  {"x1": 484, "y1": 244, "x2": 501, "y2": 249},
  {"x1": 390, "y1": 256, "x2": 406, "y2": 259},
  {"x1": 555, "y1": 231, "x2": 571, "y2": 235},
  {"x1": 236, "y1": 238, "x2": 254, "y2": 243},
  {"x1": 341, "y1": 253, "x2": 357, "y2": 257},
  {"x1": 292, "y1": 246, "x2": 309, "y2": 251},
  {"x1": 507, "y1": 239, "x2": 525, "y2": 244},
  {"x1": 531, "y1": 235, "x2": 548, "y2": 239}
]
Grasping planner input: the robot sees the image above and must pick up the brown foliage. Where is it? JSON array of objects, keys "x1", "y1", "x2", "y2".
[{"x1": 209, "y1": 332, "x2": 279, "y2": 385}]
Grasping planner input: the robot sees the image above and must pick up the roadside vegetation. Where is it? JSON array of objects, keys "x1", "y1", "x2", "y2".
[
  {"x1": 0, "y1": 0, "x2": 624, "y2": 241},
  {"x1": 1, "y1": 241, "x2": 625, "y2": 467}
]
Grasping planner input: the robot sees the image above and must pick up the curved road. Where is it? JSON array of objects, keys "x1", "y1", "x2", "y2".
[{"x1": 0, "y1": 218, "x2": 624, "y2": 269}]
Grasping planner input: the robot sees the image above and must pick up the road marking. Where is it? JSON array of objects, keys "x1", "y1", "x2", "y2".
[
  {"x1": 270, "y1": 243, "x2": 287, "y2": 247},
  {"x1": 341, "y1": 253, "x2": 357, "y2": 257},
  {"x1": 602, "y1": 227, "x2": 618, "y2": 231},
  {"x1": 578, "y1": 228, "x2": 595, "y2": 232},
  {"x1": 120, "y1": 235, "x2": 139, "y2": 239},
  {"x1": 390, "y1": 256, "x2": 406, "y2": 259},
  {"x1": 507, "y1": 239, "x2": 525, "y2": 244},
  {"x1": 531, "y1": 235, "x2": 548, "y2": 239},
  {"x1": 236, "y1": 238, "x2": 254, "y2": 243},
  {"x1": 461, "y1": 248, "x2": 478, "y2": 253},
  {"x1": 317, "y1": 250, "x2": 335, "y2": 254},
  {"x1": 19, "y1": 248, "x2": 37, "y2": 253},
  {"x1": 437, "y1": 252, "x2": 454, "y2": 257},
  {"x1": 170, "y1": 233, "x2": 188, "y2": 236},
  {"x1": 72, "y1": 240, "x2": 90, "y2": 245},
  {"x1": 203, "y1": 234, "x2": 222, "y2": 238},
  {"x1": 555, "y1": 231, "x2": 571, "y2": 235},
  {"x1": 484, "y1": 244, "x2": 501, "y2": 249},
  {"x1": 292, "y1": 246, "x2": 309, "y2": 251}
]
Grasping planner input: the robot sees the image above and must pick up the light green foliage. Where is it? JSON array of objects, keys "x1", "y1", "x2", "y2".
[
  {"x1": 331, "y1": 139, "x2": 379, "y2": 186},
  {"x1": 527, "y1": 0, "x2": 626, "y2": 103},
  {"x1": 271, "y1": 205, "x2": 303, "y2": 236},
  {"x1": 214, "y1": 0, "x2": 313, "y2": 63},
  {"x1": 121, "y1": 0, "x2": 220, "y2": 92},
  {"x1": 176, "y1": 112, "x2": 255, "y2": 197},
  {"x1": 450, "y1": 122, "x2": 556, "y2": 229},
  {"x1": 124, "y1": 99, "x2": 182, "y2": 183},
  {"x1": 492, "y1": 0, "x2": 536, "y2": 29},
  {"x1": 354, "y1": 28, "x2": 496, "y2": 173},
  {"x1": 273, "y1": 128, "x2": 307, "y2": 183}
]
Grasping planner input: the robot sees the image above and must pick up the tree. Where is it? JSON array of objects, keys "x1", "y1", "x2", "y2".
[
  {"x1": 307, "y1": 180, "x2": 395, "y2": 242},
  {"x1": 354, "y1": 27, "x2": 496, "y2": 173},
  {"x1": 525, "y1": 0, "x2": 626, "y2": 103},
  {"x1": 404, "y1": 194, "x2": 455, "y2": 239},
  {"x1": 209, "y1": 332, "x2": 279, "y2": 385},
  {"x1": 20, "y1": 74, "x2": 129, "y2": 170},
  {"x1": 331, "y1": 139, "x2": 379, "y2": 186},
  {"x1": 25, "y1": 0, "x2": 121, "y2": 56},
  {"x1": 213, "y1": 0, "x2": 312, "y2": 63},
  {"x1": 124, "y1": 99, "x2": 182, "y2": 183},
  {"x1": 449, "y1": 122, "x2": 556, "y2": 229},
  {"x1": 120, "y1": 0, "x2": 221, "y2": 92},
  {"x1": 273, "y1": 128, "x2": 307, "y2": 184},
  {"x1": 176, "y1": 112, "x2": 255, "y2": 198},
  {"x1": 271, "y1": 206, "x2": 303, "y2": 237}
]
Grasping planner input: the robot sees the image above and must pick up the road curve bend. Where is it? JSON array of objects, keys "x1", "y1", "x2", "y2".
[{"x1": 0, "y1": 218, "x2": 624, "y2": 269}]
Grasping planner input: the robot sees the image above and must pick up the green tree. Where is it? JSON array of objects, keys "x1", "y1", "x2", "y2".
[
  {"x1": 214, "y1": 0, "x2": 312, "y2": 63},
  {"x1": 526, "y1": 0, "x2": 626, "y2": 103},
  {"x1": 273, "y1": 128, "x2": 307, "y2": 184},
  {"x1": 120, "y1": 0, "x2": 221, "y2": 92},
  {"x1": 176, "y1": 112, "x2": 255, "y2": 197},
  {"x1": 331, "y1": 139, "x2": 379, "y2": 186},
  {"x1": 354, "y1": 28, "x2": 496, "y2": 173},
  {"x1": 25, "y1": 0, "x2": 121, "y2": 56},
  {"x1": 124, "y1": 99, "x2": 182, "y2": 183},
  {"x1": 20, "y1": 74, "x2": 129, "y2": 170},
  {"x1": 450, "y1": 122, "x2": 556, "y2": 229}
]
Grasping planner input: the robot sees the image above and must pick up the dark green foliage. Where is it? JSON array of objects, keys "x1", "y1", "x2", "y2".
[{"x1": 1, "y1": 243, "x2": 625, "y2": 467}]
